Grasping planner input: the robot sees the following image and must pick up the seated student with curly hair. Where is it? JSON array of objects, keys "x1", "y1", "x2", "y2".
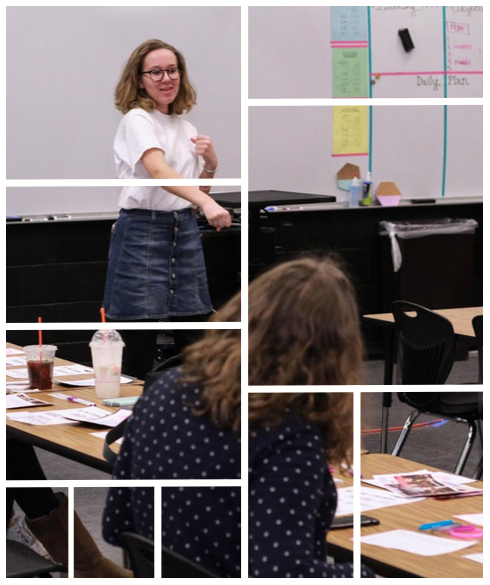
[
  {"x1": 103, "y1": 301, "x2": 241, "y2": 576},
  {"x1": 248, "y1": 256, "x2": 363, "y2": 385},
  {"x1": 249, "y1": 392, "x2": 375, "y2": 578}
]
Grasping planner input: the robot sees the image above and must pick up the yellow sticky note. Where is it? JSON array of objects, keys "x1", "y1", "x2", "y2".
[{"x1": 332, "y1": 106, "x2": 369, "y2": 157}]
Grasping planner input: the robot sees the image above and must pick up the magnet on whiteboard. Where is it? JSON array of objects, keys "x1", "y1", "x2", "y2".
[{"x1": 398, "y1": 28, "x2": 415, "y2": 52}]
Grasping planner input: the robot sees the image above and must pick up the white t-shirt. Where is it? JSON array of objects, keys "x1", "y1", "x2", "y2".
[{"x1": 114, "y1": 108, "x2": 204, "y2": 211}]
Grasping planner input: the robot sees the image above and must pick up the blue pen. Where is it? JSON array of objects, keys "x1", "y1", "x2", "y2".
[{"x1": 419, "y1": 520, "x2": 454, "y2": 530}]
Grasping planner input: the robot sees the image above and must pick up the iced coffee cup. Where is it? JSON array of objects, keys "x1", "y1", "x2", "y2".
[
  {"x1": 24, "y1": 345, "x2": 57, "y2": 390},
  {"x1": 89, "y1": 330, "x2": 125, "y2": 399}
]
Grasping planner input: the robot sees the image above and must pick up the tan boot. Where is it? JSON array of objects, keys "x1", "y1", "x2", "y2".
[
  {"x1": 25, "y1": 492, "x2": 69, "y2": 567},
  {"x1": 73, "y1": 511, "x2": 133, "y2": 578}
]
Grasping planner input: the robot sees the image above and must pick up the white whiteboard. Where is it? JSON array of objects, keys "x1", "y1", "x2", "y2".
[
  {"x1": 6, "y1": 6, "x2": 241, "y2": 180},
  {"x1": 249, "y1": 6, "x2": 483, "y2": 98},
  {"x1": 248, "y1": 105, "x2": 483, "y2": 201}
]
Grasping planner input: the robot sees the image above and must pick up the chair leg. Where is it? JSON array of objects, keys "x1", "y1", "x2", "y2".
[
  {"x1": 453, "y1": 420, "x2": 478, "y2": 476},
  {"x1": 380, "y1": 393, "x2": 393, "y2": 453},
  {"x1": 473, "y1": 455, "x2": 483, "y2": 480},
  {"x1": 391, "y1": 410, "x2": 420, "y2": 457},
  {"x1": 476, "y1": 419, "x2": 483, "y2": 449}
]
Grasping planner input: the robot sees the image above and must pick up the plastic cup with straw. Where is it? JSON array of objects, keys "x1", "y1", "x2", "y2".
[
  {"x1": 89, "y1": 308, "x2": 125, "y2": 398},
  {"x1": 24, "y1": 317, "x2": 57, "y2": 390}
]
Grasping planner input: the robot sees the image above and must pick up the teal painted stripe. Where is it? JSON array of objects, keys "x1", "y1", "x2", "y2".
[
  {"x1": 442, "y1": 6, "x2": 447, "y2": 97},
  {"x1": 369, "y1": 105, "x2": 373, "y2": 173},
  {"x1": 442, "y1": 105, "x2": 447, "y2": 197},
  {"x1": 367, "y1": 6, "x2": 373, "y2": 98}
]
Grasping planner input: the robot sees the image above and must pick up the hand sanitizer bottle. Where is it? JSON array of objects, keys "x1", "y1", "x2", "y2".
[
  {"x1": 361, "y1": 171, "x2": 373, "y2": 206},
  {"x1": 349, "y1": 176, "x2": 361, "y2": 207}
]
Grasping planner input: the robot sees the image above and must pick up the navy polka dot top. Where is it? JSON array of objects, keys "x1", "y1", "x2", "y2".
[
  {"x1": 103, "y1": 487, "x2": 154, "y2": 544},
  {"x1": 111, "y1": 366, "x2": 241, "y2": 479},
  {"x1": 161, "y1": 487, "x2": 241, "y2": 577},
  {"x1": 249, "y1": 413, "x2": 375, "y2": 578}
]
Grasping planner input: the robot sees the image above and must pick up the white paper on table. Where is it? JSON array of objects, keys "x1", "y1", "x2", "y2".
[
  {"x1": 6, "y1": 410, "x2": 80, "y2": 426},
  {"x1": 371, "y1": 470, "x2": 482, "y2": 498},
  {"x1": 6, "y1": 356, "x2": 27, "y2": 366},
  {"x1": 53, "y1": 375, "x2": 133, "y2": 387},
  {"x1": 53, "y1": 364, "x2": 94, "y2": 376},
  {"x1": 433, "y1": 471, "x2": 475, "y2": 485},
  {"x1": 7, "y1": 384, "x2": 40, "y2": 394},
  {"x1": 5, "y1": 368, "x2": 30, "y2": 379},
  {"x1": 6, "y1": 348, "x2": 25, "y2": 356},
  {"x1": 335, "y1": 486, "x2": 424, "y2": 517},
  {"x1": 56, "y1": 406, "x2": 114, "y2": 423},
  {"x1": 60, "y1": 406, "x2": 132, "y2": 427},
  {"x1": 360, "y1": 529, "x2": 477, "y2": 556},
  {"x1": 463, "y1": 553, "x2": 483, "y2": 564},
  {"x1": 7, "y1": 364, "x2": 93, "y2": 380},
  {"x1": 454, "y1": 513, "x2": 483, "y2": 526},
  {"x1": 91, "y1": 430, "x2": 124, "y2": 445},
  {"x1": 6, "y1": 393, "x2": 52, "y2": 409}
]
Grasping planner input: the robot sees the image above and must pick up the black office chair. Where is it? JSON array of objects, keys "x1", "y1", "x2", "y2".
[
  {"x1": 161, "y1": 544, "x2": 218, "y2": 578},
  {"x1": 473, "y1": 392, "x2": 483, "y2": 480},
  {"x1": 392, "y1": 301, "x2": 455, "y2": 385},
  {"x1": 7, "y1": 539, "x2": 68, "y2": 578},
  {"x1": 391, "y1": 392, "x2": 483, "y2": 475},
  {"x1": 472, "y1": 315, "x2": 483, "y2": 384},
  {"x1": 119, "y1": 532, "x2": 218, "y2": 578},
  {"x1": 119, "y1": 532, "x2": 154, "y2": 578}
]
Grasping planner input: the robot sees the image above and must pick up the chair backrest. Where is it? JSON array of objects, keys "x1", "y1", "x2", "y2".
[
  {"x1": 472, "y1": 315, "x2": 483, "y2": 383},
  {"x1": 6, "y1": 539, "x2": 68, "y2": 578},
  {"x1": 392, "y1": 301, "x2": 455, "y2": 384},
  {"x1": 119, "y1": 532, "x2": 154, "y2": 578},
  {"x1": 161, "y1": 545, "x2": 217, "y2": 578}
]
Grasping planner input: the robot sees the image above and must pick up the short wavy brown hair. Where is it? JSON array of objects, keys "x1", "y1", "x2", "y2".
[
  {"x1": 181, "y1": 293, "x2": 241, "y2": 432},
  {"x1": 115, "y1": 39, "x2": 197, "y2": 115},
  {"x1": 249, "y1": 257, "x2": 363, "y2": 385},
  {"x1": 249, "y1": 392, "x2": 353, "y2": 467}
]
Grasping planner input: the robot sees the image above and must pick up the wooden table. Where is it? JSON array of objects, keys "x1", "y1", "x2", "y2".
[
  {"x1": 327, "y1": 468, "x2": 354, "y2": 563},
  {"x1": 6, "y1": 343, "x2": 143, "y2": 473},
  {"x1": 361, "y1": 454, "x2": 483, "y2": 578},
  {"x1": 363, "y1": 306, "x2": 482, "y2": 388}
]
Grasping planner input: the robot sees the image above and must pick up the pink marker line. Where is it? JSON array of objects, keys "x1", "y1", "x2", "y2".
[
  {"x1": 331, "y1": 42, "x2": 369, "y2": 48},
  {"x1": 332, "y1": 153, "x2": 369, "y2": 158},
  {"x1": 371, "y1": 70, "x2": 482, "y2": 76}
]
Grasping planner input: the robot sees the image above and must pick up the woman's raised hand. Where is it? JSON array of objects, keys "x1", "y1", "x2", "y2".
[{"x1": 191, "y1": 135, "x2": 218, "y2": 170}]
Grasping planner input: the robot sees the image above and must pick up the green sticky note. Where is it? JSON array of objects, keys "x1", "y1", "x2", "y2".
[{"x1": 332, "y1": 48, "x2": 369, "y2": 98}]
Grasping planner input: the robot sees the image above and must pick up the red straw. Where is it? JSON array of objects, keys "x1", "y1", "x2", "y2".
[
  {"x1": 100, "y1": 308, "x2": 107, "y2": 342},
  {"x1": 38, "y1": 317, "x2": 43, "y2": 362}
]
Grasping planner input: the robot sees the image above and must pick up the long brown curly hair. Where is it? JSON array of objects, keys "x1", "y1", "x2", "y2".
[
  {"x1": 181, "y1": 293, "x2": 241, "y2": 432},
  {"x1": 115, "y1": 39, "x2": 197, "y2": 115},
  {"x1": 249, "y1": 392, "x2": 353, "y2": 467},
  {"x1": 249, "y1": 257, "x2": 363, "y2": 385}
]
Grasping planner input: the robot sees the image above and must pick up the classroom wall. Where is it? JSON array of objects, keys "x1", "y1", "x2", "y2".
[
  {"x1": 248, "y1": 105, "x2": 483, "y2": 201},
  {"x1": 6, "y1": 6, "x2": 241, "y2": 181}
]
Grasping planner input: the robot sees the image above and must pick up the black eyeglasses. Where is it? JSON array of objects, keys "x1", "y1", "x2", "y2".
[{"x1": 140, "y1": 67, "x2": 181, "y2": 82}]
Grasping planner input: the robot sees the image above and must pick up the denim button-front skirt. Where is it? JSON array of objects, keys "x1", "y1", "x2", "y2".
[{"x1": 103, "y1": 208, "x2": 212, "y2": 320}]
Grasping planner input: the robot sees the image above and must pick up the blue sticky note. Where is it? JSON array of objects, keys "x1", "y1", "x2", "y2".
[{"x1": 331, "y1": 7, "x2": 368, "y2": 42}]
